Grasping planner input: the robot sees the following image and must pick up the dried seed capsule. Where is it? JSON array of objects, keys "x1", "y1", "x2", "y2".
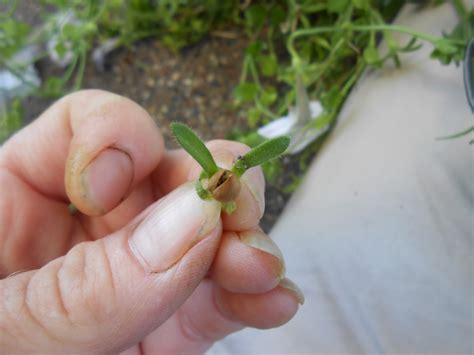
[{"x1": 207, "y1": 169, "x2": 241, "y2": 203}]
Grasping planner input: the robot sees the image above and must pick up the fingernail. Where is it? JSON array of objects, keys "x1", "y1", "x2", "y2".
[
  {"x1": 239, "y1": 230, "x2": 286, "y2": 280},
  {"x1": 81, "y1": 148, "x2": 134, "y2": 214},
  {"x1": 240, "y1": 169, "x2": 265, "y2": 217},
  {"x1": 129, "y1": 183, "x2": 221, "y2": 272},
  {"x1": 279, "y1": 277, "x2": 305, "y2": 305}
]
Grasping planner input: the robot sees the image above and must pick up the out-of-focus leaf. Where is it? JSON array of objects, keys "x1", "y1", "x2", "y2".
[
  {"x1": 258, "y1": 55, "x2": 278, "y2": 77},
  {"x1": 260, "y1": 86, "x2": 278, "y2": 106},
  {"x1": 327, "y1": 0, "x2": 350, "y2": 14},
  {"x1": 234, "y1": 82, "x2": 258, "y2": 102},
  {"x1": 363, "y1": 46, "x2": 381, "y2": 66}
]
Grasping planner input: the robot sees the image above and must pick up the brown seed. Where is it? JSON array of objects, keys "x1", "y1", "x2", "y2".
[{"x1": 208, "y1": 169, "x2": 241, "y2": 203}]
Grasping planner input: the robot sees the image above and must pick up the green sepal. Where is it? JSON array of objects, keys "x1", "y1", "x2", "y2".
[{"x1": 196, "y1": 179, "x2": 212, "y2": 200}]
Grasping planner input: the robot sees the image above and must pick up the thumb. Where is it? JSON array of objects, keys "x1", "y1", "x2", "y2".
[{"x1": 0, "y1": 183, "x2": 221, "y2": 354}]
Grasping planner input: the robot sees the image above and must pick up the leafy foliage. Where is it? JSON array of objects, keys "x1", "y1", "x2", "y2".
[
  {"x1": 0, "y1": 98, "x2": 22, "y2": 142},
  {"x1": 0, "y1": 0, "x2": 471, "y2": 149}
]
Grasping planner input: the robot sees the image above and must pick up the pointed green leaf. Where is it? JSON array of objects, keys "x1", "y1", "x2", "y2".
[
  {"x1": 232, "y1": 136, "x2": 290, "y2": 176},
  {"x1": 171, "y1": 122, "x2": 218, "y2": 176}
]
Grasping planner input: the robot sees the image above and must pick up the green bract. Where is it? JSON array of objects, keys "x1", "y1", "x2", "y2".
[{"x1": 171, "y1": 122, "x2": 290, "y2": 211}]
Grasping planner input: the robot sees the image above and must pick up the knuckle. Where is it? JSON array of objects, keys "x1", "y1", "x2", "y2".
[
  {"x1": 177, "y1": 308, "x2": 211, "y2": 343},
  {"x1": 0, "y1": 240, "x2": 119, "y2": 350},
  {"x1": 56, "y1": 241, "x2": 117, "y2": 327}
]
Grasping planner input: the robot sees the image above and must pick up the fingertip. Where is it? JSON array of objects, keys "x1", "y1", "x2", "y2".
[
  {"x1": 217, "y1": 283, "x2": 300, "y2": 329},
  {"x1": 63, "y1": 90, "x2": 164, "y2": 215},
  {"x1": 66, "y1": 147, "x2": 135, "y2": 216},
  {"x1": 202, "y1": 141, "x2": 266, "y2": 231},
  {"x1": 279, "y1": 277, "x2": 305, "y2": 306},
  {"x1": 212, "y1": 230, "x2": 284, "y2": 293},
  {"x1": 221, "y1": 168, "x2": 265, "y2": 230}
]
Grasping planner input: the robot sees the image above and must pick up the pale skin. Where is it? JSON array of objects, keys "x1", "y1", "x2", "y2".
[{"x1": 0, "y1": 90, "x2": 303, "y2": 354}]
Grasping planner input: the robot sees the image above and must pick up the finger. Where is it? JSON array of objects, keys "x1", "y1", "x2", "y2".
[
  {"x1": 0, "y1": 183, "x2": 222, "y2": 354},
  {"x1": 0, "y1": 89, "x2": 164, "y2": 216},
  {"x1": 140, "y1": 278, "x2": 304, "y2": 354},
  {"x1": 211, "y1": 229, "x2": 285, "y2": 293},
  {"x1": 154, "y1": 140, "x2": 265, "y2": 231}
]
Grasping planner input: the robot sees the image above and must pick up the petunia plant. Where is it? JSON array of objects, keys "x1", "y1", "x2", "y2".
[{"x1": 171, "y1": 122, "x2": 290, "y2": 214}]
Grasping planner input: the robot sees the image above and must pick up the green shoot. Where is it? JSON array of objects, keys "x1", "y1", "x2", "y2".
[
  {"x1": 171, "y1": 122, "x2": 290, "y2": 207},
  {"x1": 232, "y1": 136, "x2": 290, "y2": 177},
  {"x1": 171, "y1": 122, "x2": 219, "y2": 177}
]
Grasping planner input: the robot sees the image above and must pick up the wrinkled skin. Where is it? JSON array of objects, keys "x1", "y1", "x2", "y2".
[{"x1": 0, "y1": 90, "x2": 302, "y2": 354}]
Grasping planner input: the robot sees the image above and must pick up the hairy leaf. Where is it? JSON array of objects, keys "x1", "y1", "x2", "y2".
[
  {"x1": 171, "y1": 122, "x2": 218, "y2": 176},
  {"x1": 232, "y1": 136, "x2": 290, "y2": 176}
]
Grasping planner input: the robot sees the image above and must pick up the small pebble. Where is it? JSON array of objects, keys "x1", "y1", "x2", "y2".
[{"x1": 146, "y1": 78, "x2": 155, "y2": 88}]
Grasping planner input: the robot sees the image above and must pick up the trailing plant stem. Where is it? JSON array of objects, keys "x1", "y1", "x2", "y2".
[{"x1": 288, "y1": 23, "x2": 465, "y2": 67}]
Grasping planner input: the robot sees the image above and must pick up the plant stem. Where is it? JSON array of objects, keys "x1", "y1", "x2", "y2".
[
  {"x1": 287, "y1": 23, "x2": 465, "y2": 66},
  {"x1": 451, "y1": 0, "x2": 470, "y2": 38},
  {"x1": 248, "y1": 56, "x2": 261, "y2": 88},
  {"x1": 436, "y1": 125, "x2": 474, "y2": 140},
  {"x1": 73, "y1": 49, "x2": 87, "y2": 90},
  {"x1": 255, "y1": 96, "x2": 278, "y2": 119},
  {"x1": 60, "y1": 54, "x2": 79, "y2": 85},
  {"x1": 451, "y1": 0, "x2": 468, "y2": 21},
  {"x1": 239, "y1": 55, "x2": 250, "y2": 83}
]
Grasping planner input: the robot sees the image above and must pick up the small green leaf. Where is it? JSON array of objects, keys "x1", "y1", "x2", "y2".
[
  {"x1": 245, "y1": 41, "x2": 264, "y2": 57},
  {"x1": 245, "y1": 4, "x2": 267, "y2": 30},
  {"x1": 171, "y1": 122, "x2": 218, "y2": 176},
  {"x1": 352, "y1": 0, "x2": 369, "y2": 9},
  {"x1": 260, "y1": 86, "x2": 277, "y2": 106},
  {"x1": 327, "y1": 0, "x2": 350, "y2": 14},
  {"x1": 247, "y1": 107, "x2": 261, "y2": 128},
  {"x1": 233, "y1": 83, "x2": 258, "y2": 102},
  {"x1": 314, "y1": 113, "x2": 333, "y2": 129},
  {"x1": 363, "y1": 47, "x2": 380, "y2": 66},
  {"x1": 62, "y1": 23, "x2": 78, "y2": 38},
  {"x1": 55, "y1": 41, "x2": 67, "y2": 58},
  {"x1": 232, "y1": 136, "x2": 290, "y2": 176},
  {"x1": 270, "y1": 5, "x2": 286, "y2": 26},
  {"x1": 434, "y1": 39, "x2": 458, "y2": 55},
  {"x1": 257, "y1": 55, "x2": 277, "y2": 77},
  {"x1": 43, "y1": 77, "x2": 65, "y2": 98}
]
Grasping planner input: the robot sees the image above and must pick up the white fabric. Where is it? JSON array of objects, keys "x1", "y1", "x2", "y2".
[{"x1": 211, "y1": 3, "x2": 473, "y2": 354}]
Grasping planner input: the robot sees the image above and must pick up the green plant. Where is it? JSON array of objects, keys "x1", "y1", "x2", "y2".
[
  {"x1": 228, "y1": 0, "x2": 472, "y2": 188},
  {"x1": 234, "y1": 0, "x2": 471, "y2": 134},
  {"x1": 0, "y1": 0, "x2": 471, "y2": 148},
  {"x1": 0, "y1": 98, "x2": 22, "y2": 142},
  {"x1": 171, "y1": 122, "x2": 289, "y2": 213}
]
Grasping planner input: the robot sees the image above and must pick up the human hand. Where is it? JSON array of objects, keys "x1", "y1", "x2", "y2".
[{"x1": 0, "y1": 90, "x2": 303, "y2": 354}]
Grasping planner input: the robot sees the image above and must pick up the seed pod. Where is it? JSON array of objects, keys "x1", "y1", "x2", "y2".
[{"x1": 207, "y1": 169, "x2": 241, "y2": 203}]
